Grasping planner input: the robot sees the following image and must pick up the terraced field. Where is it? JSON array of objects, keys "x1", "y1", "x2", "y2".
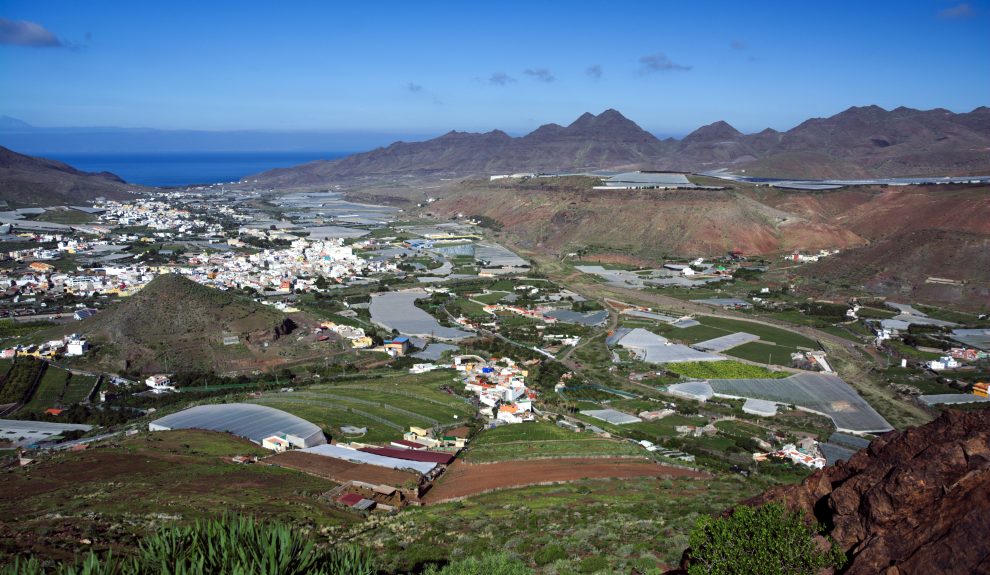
[
  {"x1": 23, "y1": 366, "x2": 69, "y2": 411},
  {"x1": 464, "y1": 422, "x2": 643, "y2": 462},
  {"x1": 249, "y1": 370, "x2": 474, "y2": 443},
  {"x1": 61, "y1": 374, "x2": 98, "y2": 404}
]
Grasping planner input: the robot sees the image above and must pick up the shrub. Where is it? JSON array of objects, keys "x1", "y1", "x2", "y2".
[
  {"x1": 423, "y1": 552, "x2": 531, "y2": 575},
  {"x1": 578, "y1": 555, "x2": 609, "y2": 573},
  {"x1": 533, "y1": 544, "x2": 567, "y2": 566},
  {"x1": 1, "y1": 515, "x2": 374, "y2": 575},
  {"x1": 687, "y1": 503, "x2": 846, "y2": 575}
]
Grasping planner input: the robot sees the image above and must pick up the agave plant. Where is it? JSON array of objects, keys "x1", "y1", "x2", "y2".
[{"x1": 1, "y1": 515, "x2": 375, "y2": 575}]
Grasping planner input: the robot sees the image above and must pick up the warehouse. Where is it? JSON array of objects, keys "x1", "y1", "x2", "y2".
[{"x1": 148, "y1": 403, "x2": 326, "y2": 449}]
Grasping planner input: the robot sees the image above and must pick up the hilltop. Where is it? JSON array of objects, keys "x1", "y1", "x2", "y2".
[
  {"x1": 47, "y1": 274, "x2": 308, "y2": 375},
  {"x1": 245, "y1": 106, "x2": 990, "y2": 186},
  {"x1": 0, "y1": 145, "x2": 136, "y2": 207},
  {"x1": 698, "y1": 409, "x2": 990, "y2": 575}
]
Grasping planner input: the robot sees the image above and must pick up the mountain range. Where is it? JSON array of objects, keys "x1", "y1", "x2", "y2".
[
  {"x1": 247, "y1": 106, "x2": 990, "y2": 186},
  {"x1": 0, "y1": 145, "x2": 136, "y2": 207}
]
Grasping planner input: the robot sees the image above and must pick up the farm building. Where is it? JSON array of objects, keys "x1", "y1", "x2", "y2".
[
  {"x1": 299, "y1": 444, "x2": 437, "y2": 476},
  {"x1": 148, "y1": 403, "x2": 326, "y2": 449}
]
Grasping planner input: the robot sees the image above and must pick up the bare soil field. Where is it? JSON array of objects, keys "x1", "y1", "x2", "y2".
[
  {"x1": 267, "y1": 451, "x2": 420, "y2": 486},
  {"x1": 423, "y1": 457, "x2": 708, "y2": 503}
]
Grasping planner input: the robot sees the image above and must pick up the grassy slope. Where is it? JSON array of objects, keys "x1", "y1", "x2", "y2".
[
  {"x1": 0, "y1": 430, "x2": 354, "y2": 562},
  {"x1": 464, "y1": 421, "x2": 643, "y2": 462},
  {"x1": 251, "y1": 371, "x2": 474, "y2": 443}
]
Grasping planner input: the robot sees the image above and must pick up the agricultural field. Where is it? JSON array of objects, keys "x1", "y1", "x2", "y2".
[
  {"x1": 447, "y1": 297, "x2": 488, "y2": 319},
  {"x1": 0, "y1": 430, "x2": 356, "y2": 561},
  {"x1": 0, "y1": 320, "x2": 56, "y2": 342},
  {"x1": 663, "y1": 360, "x2": 788, "y2": 380},
  {"x1": 723, "y1": 342, "x2": 797, "y2": 366},
  {"x1": 465, "y1": 422, "x2": 643, "y2": 462},
  {"x1": 62, "y1": 374, "x2": 98, "y2": 405},
  {"x1": 0, "y1": 358, "x2": 45, "y2": 404},
  {"x1": 23, "y1": 365, "x2": 70, "y2": 411},
  {"x1": 352, "y1": 473, "x2": 785, "y2": 573},
  {"x1": 249, "y1": 370, "x2": 474, "y2": 443},
  {"x1": 471, "y1": 291, "x2": 511, "y2": 304}
]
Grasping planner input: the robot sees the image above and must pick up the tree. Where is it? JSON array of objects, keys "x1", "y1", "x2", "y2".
[{"x1": 687, "y1": 503, "x2": 846, "y2": 575}]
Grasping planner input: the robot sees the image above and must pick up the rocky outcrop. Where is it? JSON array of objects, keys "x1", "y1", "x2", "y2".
[{"x1": 742, "y1": 410, "x2": 990, "y2": 574}]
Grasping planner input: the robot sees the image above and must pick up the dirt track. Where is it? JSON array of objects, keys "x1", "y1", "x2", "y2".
[{"x1": 423, "y1": 457, "x2": 707, "y2": 503}]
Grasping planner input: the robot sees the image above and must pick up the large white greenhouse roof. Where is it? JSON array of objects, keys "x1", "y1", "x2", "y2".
[{"x1": 148, "y1": 403, "x2": 326, "y2": 447}]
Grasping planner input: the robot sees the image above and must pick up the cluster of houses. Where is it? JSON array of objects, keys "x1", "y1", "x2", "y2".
[
  {"x1": 100, "y1": 199, "x2": 219, "y2": 235},
  {"x1": 785, "y1": 249, "x2": 840, "y2": 263},
  {"x1": 317, "y1": 321, "x2": 373, "y2": 349},
  {"x1": 456, "y1": 355, "x2": 537, "y2": 424},
  {"x1": 2, "y1": 333, "x2": 90, "y2": 360},
  {"x1": 482, "y1": 303, "x2": 558, "y2": 324},
  {"x1": 181, "y1": 237, "x2": 395, "y2": 294}
]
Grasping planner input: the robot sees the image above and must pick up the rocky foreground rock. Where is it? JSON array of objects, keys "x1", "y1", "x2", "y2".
[{"x1": 676, "y1": 409, "x2": 990, "y2": 574}]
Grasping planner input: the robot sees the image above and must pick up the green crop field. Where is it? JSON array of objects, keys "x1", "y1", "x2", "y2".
[
  {"x1": 62, "y1": 374, "x2": 98, "y2": 404},
  {"x1": 23, "y1": 365, "x2": 70, "y2": 410},
  {"x1": 722, "y1": 342, "x2": 795, "y2": 366},
  {"x1": 465, "y1": 437, "x2": 644, "y2": 462},
  {"x1": 664, "y1": 360, "x2": 787, "y2": 380},
  {"x1": 695, "y1": 317, "x2": 819, "y2": 349},
  {"x1": 465, "y1": 421, "x2": 643, "y2": 462},
  {"x1": 251, "y1": 370, "x2": 474, "y2": 443},
  {"x1": 472, "y1": 291, "x2": 511, "y2": 304},
  {"x1": 473, "y1": 422, "x2": 582, "y2": 444}
]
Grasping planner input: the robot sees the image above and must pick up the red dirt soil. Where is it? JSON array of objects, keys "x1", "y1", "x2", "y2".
[
  {"x1": 423, "y1": 457, "x2": 708, "y2": 503},
  {"x1": 266, "y1": 451, "x2": 419, "y2": 486}
]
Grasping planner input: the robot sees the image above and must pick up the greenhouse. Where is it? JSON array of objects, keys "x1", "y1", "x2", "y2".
[{"x1": 148, "y1": 403, "x2": 326, "y2": 448}]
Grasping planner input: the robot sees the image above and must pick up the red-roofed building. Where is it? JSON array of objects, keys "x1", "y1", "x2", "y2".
[
  {"x1": 337, "y1": 493, "x2": 363, "y2": 507},
  {"x1": 359, "y1": 446, "x2": 455, "y2": 465}
]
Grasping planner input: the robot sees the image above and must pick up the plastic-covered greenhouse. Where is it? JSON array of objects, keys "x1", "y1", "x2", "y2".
[{"x1": 148, "y1": 403, "x2": 326, "y2": 448}]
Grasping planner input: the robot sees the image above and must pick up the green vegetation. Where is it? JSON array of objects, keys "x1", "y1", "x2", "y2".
[
  {"x1": 29, "y1": 209, "x2": 97, "y2": 225},
  {"x1": 1, "y1": 515, "x2": 374, "y2": 575},
  {"x1": 664, "y1": 360, "x2": 787, "y2": 380},
  {"x1": 465, "y1": 437, "x2": 643, "y2": 462},
  {"x1": 472, "y1": 291, "x2": 511, "y2": 304},
  {"x1": 724, "y1": 342, "x2": 795, "y2": 366},
  {"x1": 688, "y1": 503, "x2": 845, "y2": 575},
  {"x1": 0, "y1": 430, "x2": 356, "y2": 562},
  {"x1": 471, "y1": 422, "x2": 576, "y2": 444},
  {"x1": 251, "y1": 371, "x2": 474, "y2": 443},
  {"x1": 62, "y1": 374, "x2": 98, "y2": 404},
  {"x1": 423, "y1": 554, "x2": 530, "y2": 575},
  {"x1": 23, "y1": 364, "x2": 70, "y2": 410},
  {"x1": 0, "y1": 319, "x2": 56, "y2": 341},
  {"x1": 466, "y1": 422, "x2": 642, "y2": 462},
  {"x1": 0, "y1": 358, "x2": 45, "y2": 404},
  {"x1": 351, "y1": 475, "x2": 785, "y2": 572}
]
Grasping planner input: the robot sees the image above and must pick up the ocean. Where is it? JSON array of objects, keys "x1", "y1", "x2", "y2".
[{"x1": 47, "y1": 151, "x2": 352, "y2": 187}]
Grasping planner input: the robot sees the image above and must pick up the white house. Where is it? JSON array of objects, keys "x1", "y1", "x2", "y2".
[
  {"x1": 66, "y1": 338, "x2": 89, "y2": 357},
  {"x1": 262, "y1": 435, "x2": 291, "y2": 452},
  {"x1": 145, "y1": 374, "x2": 173, "y2": 391}
]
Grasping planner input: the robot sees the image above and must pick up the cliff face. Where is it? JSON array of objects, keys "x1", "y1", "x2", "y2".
[{"x1": 747, "y1": 409, "x2": 990, "y2": 574}]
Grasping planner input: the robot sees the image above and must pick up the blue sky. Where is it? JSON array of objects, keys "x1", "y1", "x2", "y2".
[{"x1": 1, "y1": 0, "x2": 988, "y2": 137}]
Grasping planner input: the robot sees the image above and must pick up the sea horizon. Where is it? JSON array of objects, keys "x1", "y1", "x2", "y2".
[{"x1": 45, "y1": 150, "x2": 353, "y2": 187}]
